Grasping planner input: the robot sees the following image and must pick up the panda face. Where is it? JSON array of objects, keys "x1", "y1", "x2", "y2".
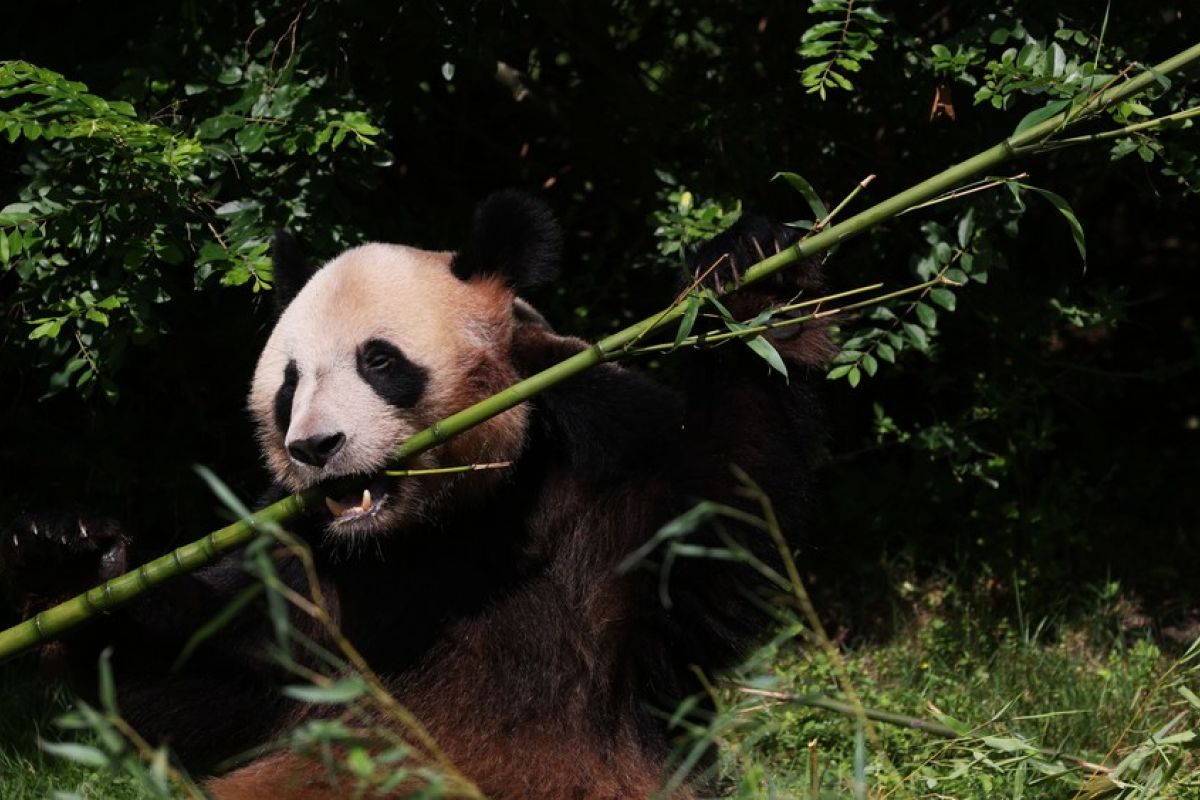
[{"x1": 248, "y1": 242, "x2": 530, "y2": 536}]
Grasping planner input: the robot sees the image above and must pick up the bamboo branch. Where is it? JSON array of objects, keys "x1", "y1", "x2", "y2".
[
  {"x1": 2, "y1": 41, "x2": 1198, "y2": 662},
  {"x1": 1014, "y1": 104, "x2": 1200, "y2": 153},
  {"x1": 618, "y1": 277, "x2": 954, "y2": 358}
]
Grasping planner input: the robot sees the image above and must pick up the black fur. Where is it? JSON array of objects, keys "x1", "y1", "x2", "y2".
[
  {"x1": 355, "y1": 338, "x2": 429, "y2": 410},
  {"x1": 272, "y1": 360, "x2": 299, "y2": 435},
  {"x1": 270, "y1": 230, "x2": 315, "y2": 316},
  {"x1": 451, "y1": 190, "x2": 563, "y2": 288},
  {"x1": 689, "y1": 214, "x2": 802, "y2": 292}
]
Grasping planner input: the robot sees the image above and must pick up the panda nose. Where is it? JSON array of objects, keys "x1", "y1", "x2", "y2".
[{"x1": 287, "y1": 432, "x2": 346, "y2": 468}]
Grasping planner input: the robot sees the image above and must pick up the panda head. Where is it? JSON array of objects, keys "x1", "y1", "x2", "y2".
[{"x1": 248, "y1": 191, "x2": 562, "y2": 537}]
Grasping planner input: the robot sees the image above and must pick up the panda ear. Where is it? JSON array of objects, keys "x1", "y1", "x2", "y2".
[
  {"x1": 451, "y1": 190, "x2": 563, "y2": 289},
  {"x1": 270, "y1": 230, "x2": 315, "y2": 316}
]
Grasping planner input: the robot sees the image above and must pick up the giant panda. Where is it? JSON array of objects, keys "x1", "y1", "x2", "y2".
[{"x1": 1, "y1": 191, "x2": 831, "y2": 799}]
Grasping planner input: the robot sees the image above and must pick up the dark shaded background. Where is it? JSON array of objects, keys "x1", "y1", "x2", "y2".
[{"x1": 2, "y1": 1, "x2": 1198, "y2": 637}]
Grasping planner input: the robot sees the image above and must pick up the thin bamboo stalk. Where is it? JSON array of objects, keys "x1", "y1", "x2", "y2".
[{"x1": 1, "y1": 41, "x2": 1197, "y2": 662}]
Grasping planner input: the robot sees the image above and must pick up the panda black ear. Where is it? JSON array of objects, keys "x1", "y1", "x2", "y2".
[
  {"x1": 451, "y1": 190, "x2": 563, "y2": 290},
  {"x1": 270, "y1": 230, "x2": 315, "y2": 316}
]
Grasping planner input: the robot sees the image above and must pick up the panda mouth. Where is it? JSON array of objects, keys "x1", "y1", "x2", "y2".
[{"x1": 323, "y1": 476, "x2": 390, "y2": 523}]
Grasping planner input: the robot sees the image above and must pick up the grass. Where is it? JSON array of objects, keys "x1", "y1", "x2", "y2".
[
  {"x1": 0, "y1": 667, "x2": 145, "y2": 799},
  {"x1": 710, "y1": 577, "x2": 1200, "y2": 798},
  {"x1": 1, "y1": 575, "x2": 1197, "y2": 798}
]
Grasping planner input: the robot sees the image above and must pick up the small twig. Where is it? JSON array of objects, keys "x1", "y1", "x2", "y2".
[
  {"x1": 1016, "y1": 105, "x2": 1200, "y2": 155},
  {"x1": 812, "y1": 174, "x2": 876, "y2": 233},
  {"x1": 383, "y1": 461, "x2": 512, "y2": 478},
  {"x1": 621, "y1": 252, "x2": 730, "y2": 353},
  {"x1": 620, "y1": 277, "x2": 954, "y2": 357},
  {"x1": 901, "y1": 172, "x2": 1028, "y2": 215}
]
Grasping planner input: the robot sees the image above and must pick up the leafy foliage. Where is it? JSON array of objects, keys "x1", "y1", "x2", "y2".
[
  {"x1": 0, "y1": 48, "x2": 381, "y2": 400},
  {"x1": 797, "y1": 1, "x2": 889, "y2": 99}
]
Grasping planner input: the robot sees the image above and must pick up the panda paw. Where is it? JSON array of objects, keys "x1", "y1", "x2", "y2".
[
  {"x1": 686, "y1": 215, "x2": 802, "y2": 293},
  {"x1": 1, "y1": 511, "x2": 129, "y2": 608}
]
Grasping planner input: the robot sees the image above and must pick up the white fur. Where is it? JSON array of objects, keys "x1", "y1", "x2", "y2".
[{"x1": 248, "y1": 243, "x2": 527, "y2": 532}]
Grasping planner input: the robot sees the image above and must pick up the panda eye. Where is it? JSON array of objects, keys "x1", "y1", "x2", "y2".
[
  {"x1": 356, "y1": 338, "x2": 428, "y2": 409},
  {"x1": 363, "y1": 348, "x2": 394, "y2": 372}
]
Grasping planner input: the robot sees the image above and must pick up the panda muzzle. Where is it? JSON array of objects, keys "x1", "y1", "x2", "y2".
[{"x1": 321, "y1": 475, "x2": 390, "y2": 522}]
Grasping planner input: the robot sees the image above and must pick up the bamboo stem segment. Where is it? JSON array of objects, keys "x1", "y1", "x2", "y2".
[{"x1": 1, "y1": 41, "x2": 1198, "y2": 662}]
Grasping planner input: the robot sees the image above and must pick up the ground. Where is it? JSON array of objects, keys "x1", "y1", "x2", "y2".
[{"x1": 2, "y1": 573, "x2": 1196, "y2": 799}]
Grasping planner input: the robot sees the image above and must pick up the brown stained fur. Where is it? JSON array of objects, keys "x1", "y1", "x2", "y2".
[
  {"x1": 208, "y1": 476, "x2": 687, "y2": 800},
  {"x1": 208, "y1": 733, "x2": 691, "y2": 800},
  {"x1": 439, "y1": 277, "x2": 531, "y2": 475}
]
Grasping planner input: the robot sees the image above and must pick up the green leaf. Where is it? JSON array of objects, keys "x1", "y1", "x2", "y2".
[
  {"x1": 1013, "y1": 98, "x2": 1072, "y2": 136},
  {"x1": 827, "y1": 364, "x2": 853, "y2": 380},
  {"x1": 956, "y1": 208, "x2": 976, "y2": 247},
  {"x1": 903, "y1": 322, "x2": 928, "y2": 350},
  {"x1": 929, "y1": 288, "x2": 957, "y2": 311},
  {"x1": 1018, "y1": 182, "x2": 1087, "y2": 267},
  {"x1": 875, "y1": 342, "x2": 896, "y2": 363},
  {"x1": 915, "y1": 302, "x2": 937, "y2": 328},
  {"x1": 235, "y1": 124, "x2": 269, "y2": 154},
  {"x1": 29, "y1": 318, "x2": 63, "y2": 340},
  {"x1": 98, "y1": 647, "x2": 117, "y2": 711},
  {"x1": 216, "y1": 65, "x2": 243, "y2": 85},
  {"x1": 861, "y1": 353, "x2": 878, "y2": 377},
  {"x1": 745, "y1": 336, "x2": 789, "y2": 380},
  {"x1": 347, "y1": 746, "x2": 374, "y2": 778},
  {"x1": 196, "y1": 114, "x2": 244, "y2": 140},
  {"x1": 772, "y1": 172, "x2": 828, "y2": 221},
  {"x1": 847, "y1": 366, "x2": 861, "y2": 387},
  {"x1": 672, "y1": 294, "x2": 702, "y2": 350},
  {"x1": 173, "y1": 584, "x2": 266, "y2": 671},
  {"x1": 39, "y1": 740, "x2": 110, "y2": 768},
  {"x1": 282, "y1": 678, "x2": 367, "y2": 704}
]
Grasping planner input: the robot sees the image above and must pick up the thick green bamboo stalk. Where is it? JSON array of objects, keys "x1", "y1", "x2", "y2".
[
  {"x1": 0, "y1": 492, "x2": 318, "y2": 659},
  {"x1": 1, "y1": 41, "x2": 1197, "y2": 662}
]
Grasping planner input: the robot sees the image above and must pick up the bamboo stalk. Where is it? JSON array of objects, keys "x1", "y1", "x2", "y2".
[{"x1": 2, "y1": 41, "x2": 1198, "y2": 662}]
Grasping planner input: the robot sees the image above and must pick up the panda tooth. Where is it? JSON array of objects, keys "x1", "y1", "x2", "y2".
[
  {"x1": 361, "y1": 489, "x2": 373, "y2": 511},
  {"x1": 325, "y1": 497, "x2": 350, "y2": 517}
]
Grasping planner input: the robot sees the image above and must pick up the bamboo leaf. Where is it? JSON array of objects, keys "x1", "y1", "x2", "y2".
[
  {"x1": 745, "y1": 335, "x2": 789, "y2": 380},
  {"x1": 282, "y1": 678, "x2": 367, "y2": 704},
  {"x1": 672, "y1": 293, "x2": 702, "y2": 350},
  {"x1": 772, "y1": 172, "x2": 828, "y2": 221},
  {"x1": 98, "y1": 647, "x2": 117, "y2": 712},
  {"x1": 39, "y1": 740, "x2": 111, "y2": 768},
  {"x1": 173, "y1": 584, "x2": 265, "y2": 671},
  {"x1": 1017, "y1": 182, "x2": 1087, "y2": 267}
]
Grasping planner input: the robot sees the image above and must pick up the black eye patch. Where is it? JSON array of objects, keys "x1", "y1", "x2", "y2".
[
  {"x1": 356, "y1": 338, "x2": 428, "y2": 409},
  {"x1": 274, "y1": 360, "x2": 300, "y2": 435}
]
